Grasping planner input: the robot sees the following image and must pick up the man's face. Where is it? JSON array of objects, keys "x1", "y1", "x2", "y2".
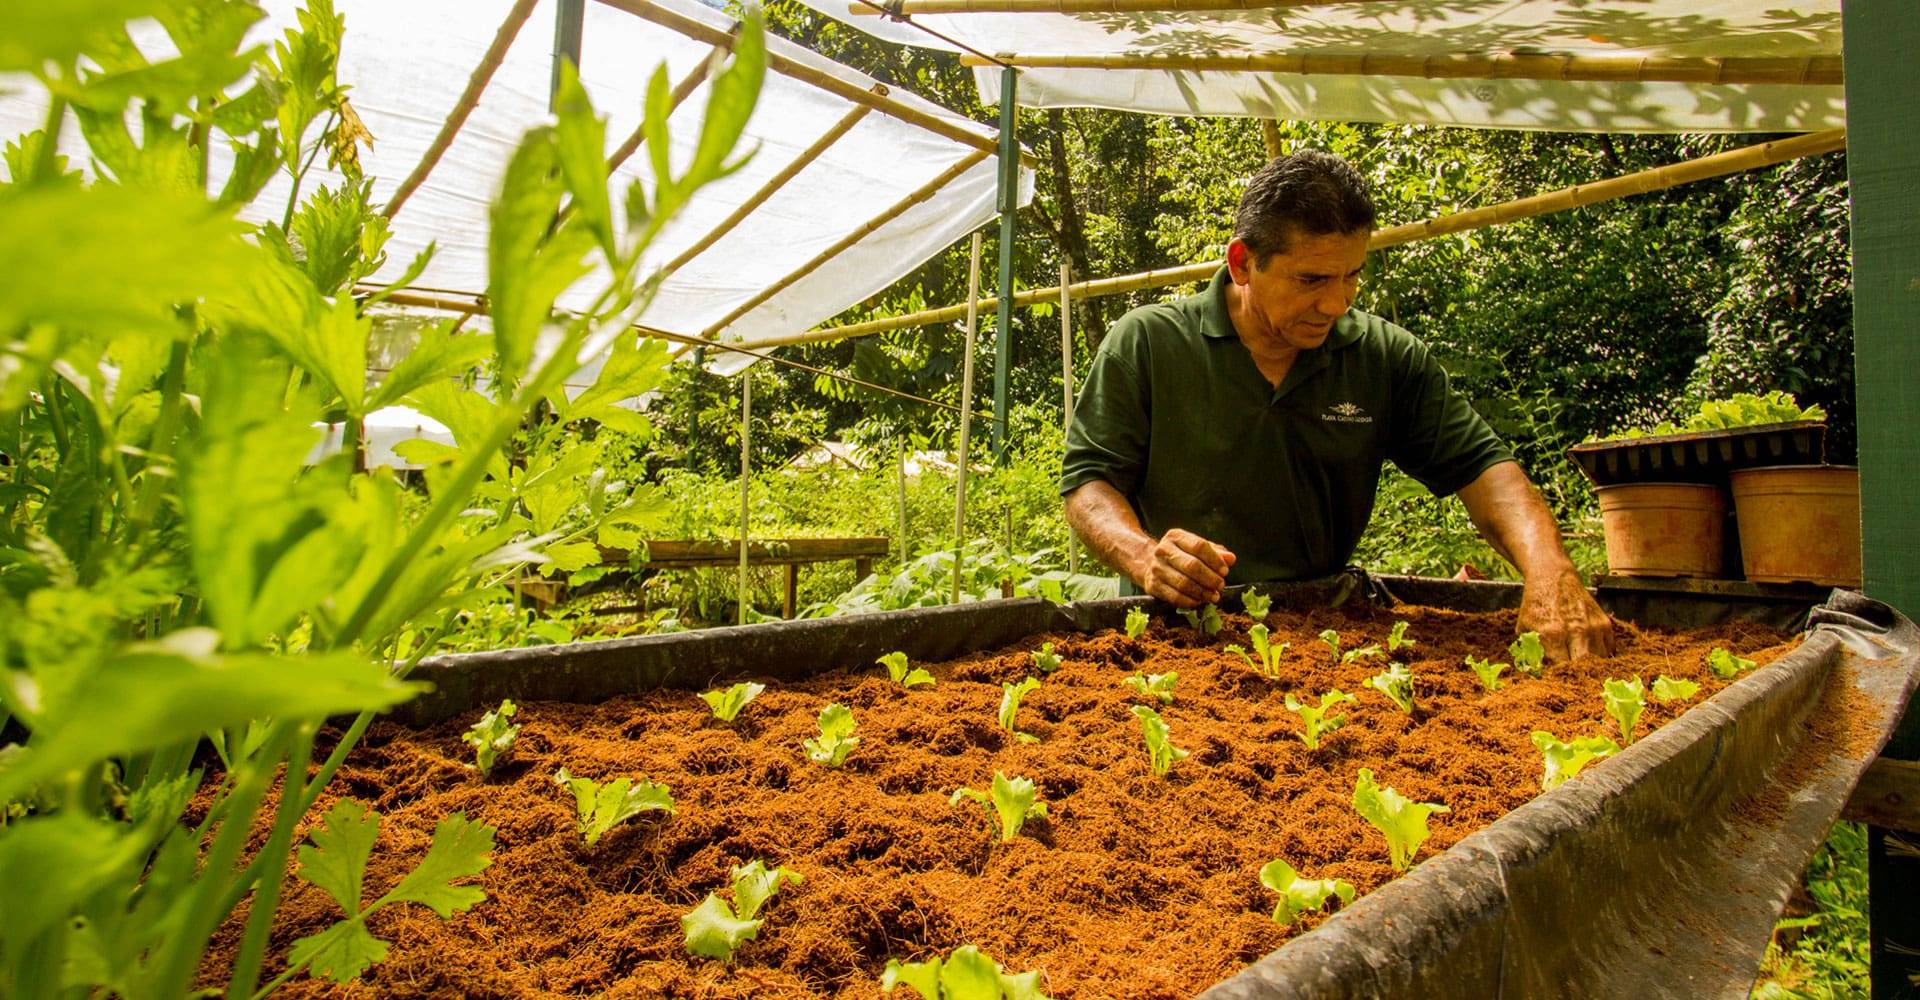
[{"x1": 1226, "y1": 228, "x2": 1370, "y2": 353}]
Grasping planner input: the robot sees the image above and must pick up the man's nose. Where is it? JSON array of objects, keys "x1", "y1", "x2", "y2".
[{"x1": 1320, "y1": 281, "x2": 1354, "y2": 316}]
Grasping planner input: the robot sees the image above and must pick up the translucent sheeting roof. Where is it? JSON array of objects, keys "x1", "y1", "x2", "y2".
[{"x1": 794, "y1": 0, "x2": 1844, "y2": 133}]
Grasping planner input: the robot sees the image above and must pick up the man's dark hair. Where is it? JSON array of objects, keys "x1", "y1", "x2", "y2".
[{"x1": 1232, "y1": 151, "x2": 1376, "y2": 265}]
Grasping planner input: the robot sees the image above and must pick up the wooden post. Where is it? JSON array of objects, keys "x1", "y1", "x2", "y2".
[
  {"x1": 737, "y1": 372, "x2": 751, "y2": 625},
  {"x1": 953, "y1": 232, "x2": 984, "y2": 604},
  {"x1": 783, "y1": 563, "x2": 798, "y2": 619},
  {"x1": 1059, "y1": 261, "x2": 1079, "y2": 574},
  {"x1": 1260, "y1": 119, "x2": 1285, "y2": 160}
]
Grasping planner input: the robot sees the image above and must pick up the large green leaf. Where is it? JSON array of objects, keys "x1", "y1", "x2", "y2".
[
  {"x1": 375, "y1": 812, "x2": 493, "y2": 917},
  {"x1": 561, "y1": 332, "x2": 671, "y2": 431},
  {"x1": 366, "y1": 320, "x2": 491, "y2": 411},
  {"x1": 0, "y1": 813, "x2": 144, "y2": 965},
  {"x1": 286, "y1": 918, "x2": 386, "y2": 983},
  {"x1": 551, "y1": 61, "x2": 614, "y2": 260},
  {"x1": 296, "y1": 800, "x2": 380, "y2": 915},
  {"x1": 486, "y1": 129, "x2": 594, "y2": 381},
  {"x1": 0, "y1": 0, "x2": 167, "y2": 73}
]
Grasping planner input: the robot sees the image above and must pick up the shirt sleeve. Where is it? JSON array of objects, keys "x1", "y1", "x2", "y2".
[
  {"x1": 1060, "y1": 331, "x2": 1151, "y2": 498},
  {"x1": 1386, "y1": 335, "x2": 1515, "y2": 497}
]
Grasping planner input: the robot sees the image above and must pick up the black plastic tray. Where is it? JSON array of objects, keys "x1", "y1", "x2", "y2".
[{"x1": 1567, "y1": 420, "x2": 1826, "y2": 487}]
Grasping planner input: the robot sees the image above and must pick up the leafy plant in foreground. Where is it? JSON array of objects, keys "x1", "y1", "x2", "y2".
[
  {"x1": 1030, "y1": 642, "x2": 1062, "y2": 674},
  {"x1": 1387, "y1": 620, "x2": 1416, "y2": 653},
  {"x1": 555, "y1": 769, "x2": 676, "y2": 844},
  {"x1": 1352, "y1": 768, "x2": 1449, "y2": 872},
  {"x1": 1241, "y1": 590, "x2": 1272, "y2": 620},
  {"x1": 879, "y1": 651, "x2": 936, "y2": 689},
  {"x1": 1652, "y1": 675, "x2": 1701, "y2": 702},
  {"x1": 1131, "y1": 705, "x2": 1190, "y2": 777},
  {"x1": 1531, "y1": 731, "x2": 1621, "y2": 791},
  {"x1": 700, "y1": 681, "x2": 765, "y2": 723},
  {"x1": 1285, "y1": 689, "x2": 1357, "y2": 749},
  {"x1": 461, "y1": 700, "x2": 521, "y2": 778},
  {"x1": 1466, "y1": 655, "x2": 1509, "y2": 692},
  {"x1": 1178, "y1": 603, "x2": 1224, "y2": 636},
  {"x1": 998, "y1": 677, "x2": 1043, "y2": 744},
  {"x1": 1225, "y1": 624, "x2": 1289, "y2": 678},
  {"x1": 882, "y1": 944, "x2": 1051, "y2": 1000},
  {"x1": 950, "y1": 771, "x2": 1048, "y2": 843},
  {"x1": 1510, "y1": 632, "x2": 1547, "y2": 676},
  {"x1": 1124, "y1": 606, "x2": 1150, "y2": 640},
  {"x1": 682, "y1": 859, "x2": 802, "y2": 961},
  {"x1": 805, "y1": 704, "x2": 860, "y2": 767},
  {"x1": 1260, "y1": 858, "x2": 1355, "y2": 925},
  {"x1": 1365, "y1": 663, "x2": 1416, "y2": 714},
  {"x1": 1125, "y1": 671, "x2": 1179, "y2": 705},
  {"x1": 1602, "y1": 677, "x2": 1646, "y2": 745},
  {"x1": 1708, "y1": 647, "x2": 1757, "y2": 679}
]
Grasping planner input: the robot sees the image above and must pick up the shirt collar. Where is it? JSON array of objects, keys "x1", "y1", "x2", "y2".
[{"x1": 1200, "y1": 265, "x2": 1365, "y2": 350}]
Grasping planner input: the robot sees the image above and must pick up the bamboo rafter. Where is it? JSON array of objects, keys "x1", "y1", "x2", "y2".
[
  {"x1": 734, "y1": 127, "x2": 1847, "y2": 350},
  {"x1": 955, "y1": 50, "x2": 1844, "y2": 86},
  {"x1": 698, "y1": 148, "x2": 994, "y2": 339},
  {"x1": 590, "y1": 0, "x2": 1039, "y2": 167},
  {"x1": 858, "y1": 0, "x2": 1444, "y2": 12}
]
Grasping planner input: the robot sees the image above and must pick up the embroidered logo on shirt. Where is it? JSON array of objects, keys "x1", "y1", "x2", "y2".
[{"x1": 1323, "y1": 401, "x2": 1373, "y2": 424}]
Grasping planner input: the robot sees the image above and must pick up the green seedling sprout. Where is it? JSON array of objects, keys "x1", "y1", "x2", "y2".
[
  {"x1": 682, "y1": 859, "x2": 802, "y2": 961},
  {"x1": 879, "y1": 651, "x2": 935, "y2": 689},
  {"x1": 1124, "y1": 606, "x2": 1150, "y2": 640},
  {"x1": 1651, "y1": 675, "x2": 1701, "y2": 702},
  {"x1": 700, "y1": 681, "x2": 765, "y2": 723},
  {"x1": 1030, "y1": 642, "x2": 1062, "y2": 674},
  {"x1": 1178, "y1": 603, "x2": 1224, "y2": 636},
  {"x1": 1352, "y1": 768, "x2": 1448, "y2": 872},
  {"x1": 1602, "y1": 677, "x2": 1646, "y2": 745},
  {"x1": 1342, "y1": 644, "x2": 1386, "y2": 665},
  {"x1": 1224, "y1": 624, "x2": 1289, "y2": 678},
  {"x1": 950, "y1": 771, "x2": 1048, "y2": 843},
  {"x1": 1531, "y1": 731, "x2": 1621, "y2": 791},
  {"x1": 1465, "y1": 655, "x2": 1509, "y2": 693},
  {"x1": 1364, "y1": 663, "x2": 1416, "y2": 714},
  {"x1": 1284, "y1": 689, "x2": 1357, "y2": 750},
  {"x1": 461, "y1": 699, "x2": 521, "y2": 778},
  {"x1": 1510, "y1": 632, "x2": 1546, "y2": 676},
  {"x1": 1259, "y1": 858, "x2": 1355, "y2": 925},
  {"x1": 998, "y1": 677, "x2": 1043, "y2": 744},
  {"x1": 1387, "y1": 620, "x2": 1415, "y2": 653},
  {"x1": 1124, "y1": 671, "x2": 1179, "y2": 705},
  {"x1": 1130, "y1": 705, "x2": 1190, "y2": 777},
  {"x1": 554, "y1": 768, "x2": 675, "y2": 845},
  {"x1": 1241, "y1": 590, "x2": 1272, "y2": 621},
  {"x1": 881, "y1": 944, "x2": 1052, "y2": 1000},
  {"x1": 1318, "y1": 629, "x2": 1343, "y2": 661},
  {"x1": 1707, "y1": 647, "x2": 1756, "y2": 679},
  {"x1": 805, "y1": 703, "x2": 860, "y2": 767}
]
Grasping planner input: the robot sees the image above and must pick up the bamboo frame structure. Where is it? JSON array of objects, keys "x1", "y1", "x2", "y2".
[
  {"x1": 383, "y1": 0, "x2": 542, "y2": 220},
  {"x1": 698, "y1": 149, "x2": 993, "y2": 339},
  {"x1": 858, "y1": 0, "x2": 1442, "y2": 13},
  {"x1": 953, "y1": 232, "x2": 985, "y2": 603},
  {"x1": 734, "y1": 126, "x2": 1847, "y2": 350},
  {"x1": 737, "y1": 370, "x2": 752, "y2": 624},
  {"x1": 606, "y1": 44, "x2": 729, "y2": 173},
  {"x1": 590, "y1": 0, "x2": 1039, "y2": 167},
  {"x1": 955, "y1": 50, "x2": 1843, "y2": 87},
  {"x1": 1059, "y1": 261, "x2": 1080, "y2": 574}
]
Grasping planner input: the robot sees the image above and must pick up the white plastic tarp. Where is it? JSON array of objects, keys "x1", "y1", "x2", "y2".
[{"x1": 793, "y1": 0, "x2": 1844, "y2": 133}]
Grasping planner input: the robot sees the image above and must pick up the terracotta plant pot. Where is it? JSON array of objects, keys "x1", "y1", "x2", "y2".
[
  {"x1": 1595, "y1": 483, "x2": 1728, "y2": 578},
  {"x1": 1729, "y1": 465, "x2": 1861, "y2": 586}
]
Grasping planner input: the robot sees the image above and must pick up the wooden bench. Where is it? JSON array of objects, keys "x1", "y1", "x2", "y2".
[{"x1": 597, "y1": 537, "x2": 890, "y2": 618}]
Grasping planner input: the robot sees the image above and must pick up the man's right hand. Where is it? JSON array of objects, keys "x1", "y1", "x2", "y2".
[{"x1": 1134, "y1": 529, "x2": 1236, "y2": 607}]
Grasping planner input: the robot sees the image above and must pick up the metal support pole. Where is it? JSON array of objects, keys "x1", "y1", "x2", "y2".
[
  {"x1": 954, "y1": 232, "x2": 985, "y2": 604},
  {"x1": 991, "y1": 66, "x2": 1019, "y2": 463},
  {"x1": 738, "y1": 372, "x2": 752, "y2": 625},
  {"x1": 551, "y1": 0, "x2": 586, "y2": 109},
  {"x1": 896, "y1": 445, "x2": 909, "y2": 565},
  {"x1": 1059, "y1": 261, "x2": 1079, "y2": 574}
]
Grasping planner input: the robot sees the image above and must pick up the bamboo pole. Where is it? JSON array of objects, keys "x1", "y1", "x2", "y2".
[
  {"x1": 659, "y1": 103, "x2": 875, "y2": 279},
  {"x1": 896, "y1": 445, "x2": 910, "y2": 566},
  {"x1": 857, "y1": 0, "x2": 1425, "y2": 13},
  {"x1": 1059, "y1": 261, "x2": 1079, "y2": 575},
  {"x1": 591, "y1": 0, "x2": 1038, "y2": 167},
  {"x1": 699, "y1": 149, "x2": 992, "y2": 340},
  {"x1": 735, "y1": 127, "x2": 1848, "y2": 350},
  {"x1": 738, "y1": 370, "x2": 752, "y2": 625},
  {"x1": 1260, "y1": 119, "x2": 1284, "y2": 160},
  {"x1": 953, "y1": 231, "x2": 984, "y2": 604},
  {"x1": 955, "y1": 50, "x2": 1843, "y2": 86},
  {"x1": 384, "y1": 0, "x2": 541, "y2": 220}
]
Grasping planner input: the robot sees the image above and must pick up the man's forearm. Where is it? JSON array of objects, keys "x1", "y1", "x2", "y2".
[
  {"x1": 1456, "y1": 461, "x2": 1577, "y2": 577},
  {"x1": 1063, "y1": 480, "x2": 1152, "y2": 585}
]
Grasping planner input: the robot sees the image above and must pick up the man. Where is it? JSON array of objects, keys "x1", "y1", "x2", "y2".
[{"x1": 1061, "y1": 151, "x2": 1614, "y2": 663}]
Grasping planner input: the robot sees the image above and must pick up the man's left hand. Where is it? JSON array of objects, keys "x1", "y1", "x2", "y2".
[{"x1": 1519, "y1": 567, "x2": 1616, "y2": 664}]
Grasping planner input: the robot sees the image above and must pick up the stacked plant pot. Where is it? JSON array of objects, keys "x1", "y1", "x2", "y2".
[{"x1": 1568, "y1": 421, "x2": 1860, "y2": 586}]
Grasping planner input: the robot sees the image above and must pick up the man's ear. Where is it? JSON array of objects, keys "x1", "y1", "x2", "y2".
[{"x1": 1225, "y1": 238, "x2": 1253, "y2": 283}]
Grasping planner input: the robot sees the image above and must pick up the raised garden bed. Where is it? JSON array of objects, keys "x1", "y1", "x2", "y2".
[{"x1": 202, "y1": 594, "x2": 1866, "y2": 999}]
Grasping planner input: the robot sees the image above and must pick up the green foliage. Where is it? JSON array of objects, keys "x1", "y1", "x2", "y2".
[
  {"x1": 1387, "y1": 620, "x2": 1415, "y2": 653},
  {"x1": 1365, "y1": 663, "x2": 1416, "y2": 714},
  {"x1": 1030, "y1": 642, "x2": 1062, "y2": 674},
  {"x1": 879, "y1": 651, "x2": 935, "y2": 689},
  {"x1": 1343, "y1": 644, "x2": 1386, "y2": 665},
  {"x1": 1124, "y1": 607, "x2": 1150, "y2": 640},
  {"x1": 1352, "y1": 768, "x2": 1448, "y2": 872},
  {"x1": 1602, "y1": 677, "x2": 1646, "y2": 745},
  {"x1": 1225, "y1": 623, "x2": 1288, "y2": 678},
  {"x1": 1530, "y1": 731, "x2": 1621, "y2": 791},
  {"x1": 1284, "y1": 689, "x2": 1357, "y2": 750},
  {"x1": 700, "y1": 681, "x2": 765, "y2": 723},
  {"x1": 681, "y1": 860, "x2": 800, "y2": 962},
  {"x1": 1240, "y1": 590, "x2": 1272, "y2": 621},
  {"x1": 1510, "y1": 633, "x2": 1547, "y2": 676},
  {"x1": 1652, "y1": 675, "x2": 1701, "y2": 702},
  {"x1": 1178, "y1": 603, "x2": 1223, "y2": 636},
  {"x1": 1130, "y1": 705, "x2": 1189, "y2": 777},
  {"x1": 461, "y1": 700, "x2": 520, "y2": 778},
  {"x1": 1260, "y1": 858, "x2": 1355, "y2": 925},
  {"x1": 1753, "y1": 822, "x2": 1869, "y2": 998},
  {"x1": 1709, "y1": 647, "x2": 1757, "y2": 680},
  {"x1": 1124, "y1": 671, "x2": 1179, "y2": 706},
  {"x1": 805, "y1": 703, "x2": 859, "y2": 767},
  {"x1": 997, "y1": 677, "x2": 1043, "y2": 744},
  {"x1": 1598, "y1": 390, "x2": 1826, "y2": 441},
  {"x1": 554, "y1": 769, "x2": 675, "y2": 845},
  {"x1": 1466, "y1": 655, "x2": 1509, "y2": 693},
  {"x1": 950, "y1": 772, "x2": 1048, "y2": 843},
  {"x1": 881, "y1": 944, "x2": 1052, "y2": 1000}
]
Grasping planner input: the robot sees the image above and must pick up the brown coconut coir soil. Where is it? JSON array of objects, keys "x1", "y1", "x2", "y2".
[{"x1": 206, "y1": 603, "x2": 1812, "y2": 999}]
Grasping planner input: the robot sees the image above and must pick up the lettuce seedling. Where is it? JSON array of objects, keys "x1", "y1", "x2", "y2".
[
  {"x1": 1530, "y1": 731, "x2": 1621, "y2": 791},
  {"x1": 1030, "y1": 642, "x2": 1062, "y2": 674},
  {"x1": 1124, "y1": 606, "x2": 1149, "y2": 640},
  {"x1": 1387, "y1": 620, "x2": 1415, "y2": 653},
  {"x1": 1352, "y1": 768, "x2": 1449, "y2": 872},
  {"x1": 700, "y1": 681, "x2": 765, "y2": 723},
  {"x1": 1342, "y1": 644, "x2": 1386, "y2": 665},
  {"x1": 1651, "y1": 675, "x2": 1700, "y2": 702},
  {"x1": 805, "y1": 703, "x2": 860, "y2": 767},
  {"x1": 1465, "y1": 655, "x2": 1508, "y2": 693},
  {"x1": 881, "y1": 944, "x2": 1051, "y2": 1000},
  {"x1": 998, "y1": 677, "x2": 1043, "y2": 744},
  {"x1": 879, "y1": 651, "x2": 935, "y2": 689},
  {"x1": 1178, "y1": 603, "x2": 1224, "y2": 636},
  {"x1": 1125, "y1": 671, "x2": 1179, "y2": 705},
  {"x1": 1602, "y1": 677, "x2": 1645, "y2": 745},
  {"x1": 681, "y1": 859, "x2": 802, "y2": 961},
  {"x1": 731, "y1": 859, "x2": 803, "y2": 920},
  {"x1": 1707, "y1": 647, "x2": 1756, "y2": 679},
  {"x1": 1284, "y1": 689, "x2": 1357, "y2": 750},
  {"x1": 950, "y1": 771, "x2": 1048, "y2": 843},
  {"x1": 1318, "y1": 629, "x2": 1343, "y2": 660},
  {"x1": 1241, "y1": 590, "x2": 1272, "y2": 620},
  {"x1": 1364, "y1": 663, "x2": 1416, "y2": 714},
  {"x1": 461, "y1": 699, "x2": 521, "y2": 778},
  {"x1": 1510, "y1": 632, "x2": 1546, "y2": 676},
  {"x1": 1131, "y1": 705, "x2": 1190, "y2": 777},
  {"x1": 554, "y1": 768, "x2": 675, "y2": 845},
  {"x1": 1259, "y1": 858, "x2": 1355, "y2": 925},
  {"x1": 1225, "y1": 624, "x2": 1288, "y2": 678}
]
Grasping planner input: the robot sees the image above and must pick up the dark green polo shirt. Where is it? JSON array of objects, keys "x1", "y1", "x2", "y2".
[{"x1": 1060, "y1": 267, "x2": 1513, "y2": 584}]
